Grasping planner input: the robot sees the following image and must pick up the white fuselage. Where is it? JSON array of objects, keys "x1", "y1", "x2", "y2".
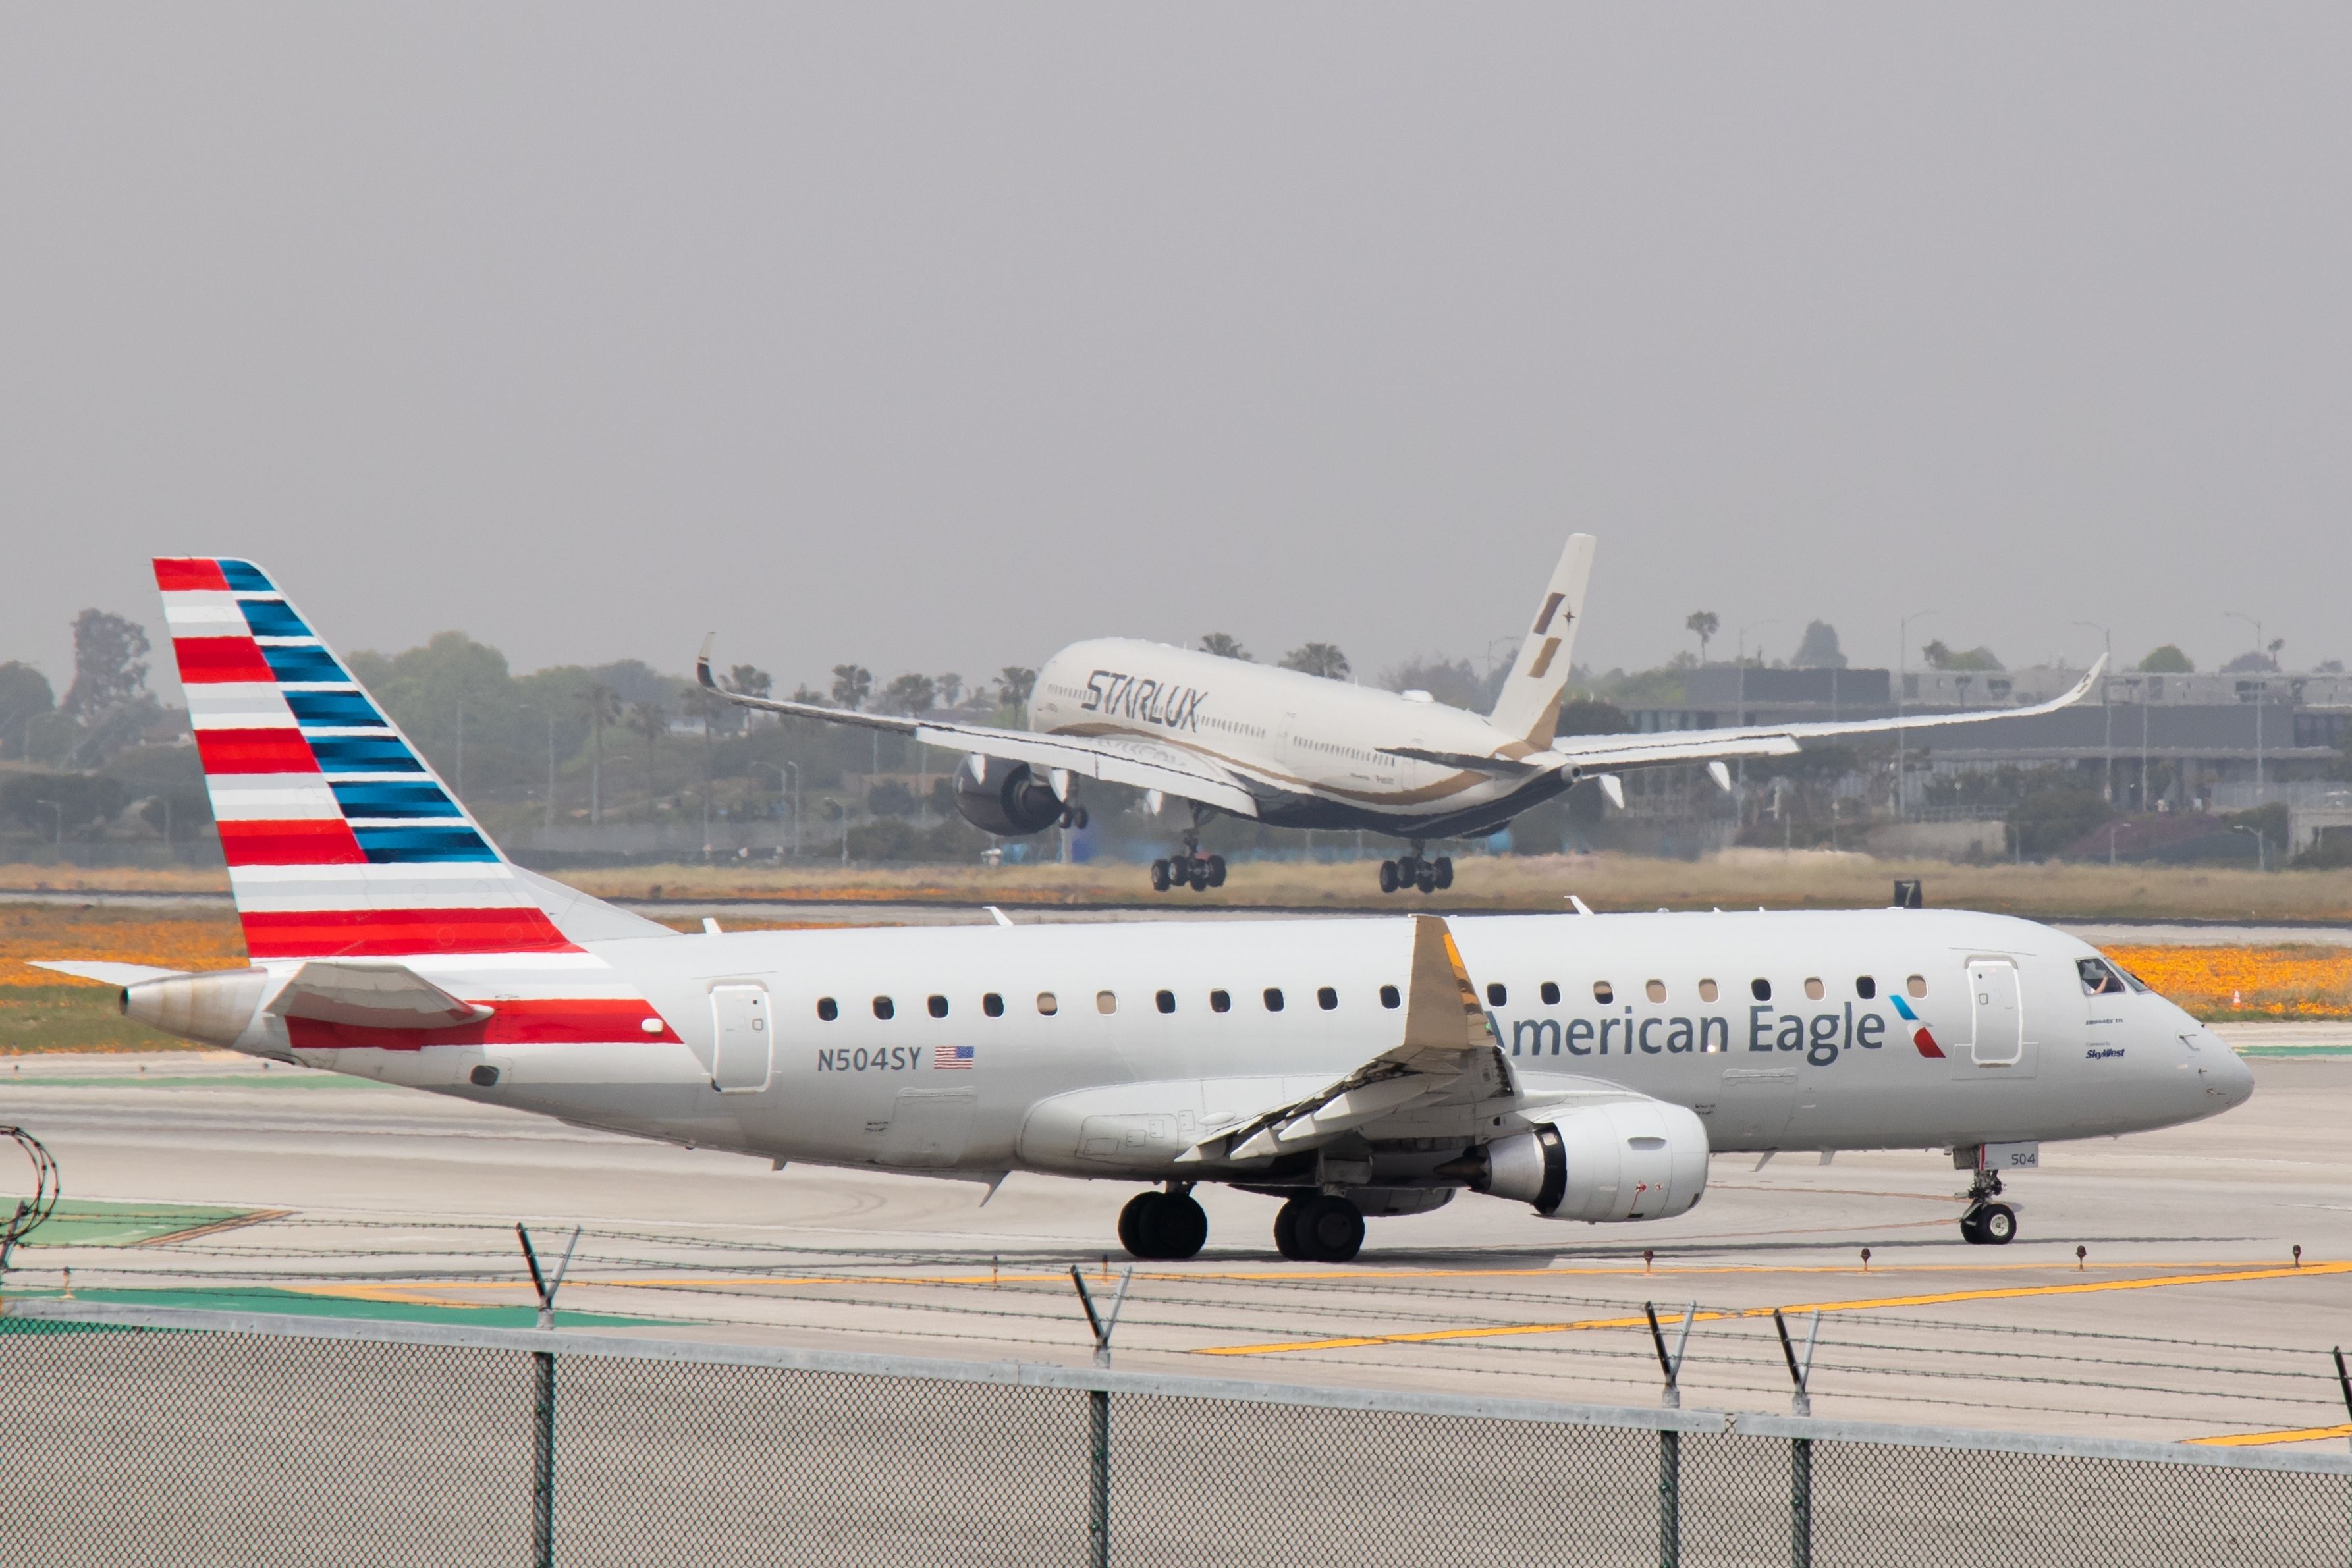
[
  {"x1": 1029, "y1": 638, "x2": 1557, "y2": 836},
  {"x1": 284, "y1": 909, "x2": 2249, "y2": 1199}
]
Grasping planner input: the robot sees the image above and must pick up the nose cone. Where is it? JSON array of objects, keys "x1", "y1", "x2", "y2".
[
  {"x1": 2212, "y1": 1035, "x2": 2256, "y2": 1109},
  {"x1": 2181, "y1": 1022, "x2": 2254, "y2": 1112}
]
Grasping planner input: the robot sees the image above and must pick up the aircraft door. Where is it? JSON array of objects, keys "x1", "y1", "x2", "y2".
[
  {"x1": 1966, "y1": 960, "x2": 2025, "y2": 1068},
  {"x1": 709, "y1": 985, "x2": 773, "y2": 1093}
]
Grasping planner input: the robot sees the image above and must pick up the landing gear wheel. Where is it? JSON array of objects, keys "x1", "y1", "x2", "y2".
[
  {"x1": 1416, "y1": 871, "x2": 1436, "y2": 894},
  {"x1": 1188, "y1": 861, "x2": 1211, "y2": 891},
  {"x1": 1150, "y1": 859, "x2": 1172, "y2": 892},
  {"x1": 1433, "y1": 856, "x2": 1453, "y2": 890},
  {"x1": 1292, "y1": 1195, "x2": 1365, "y2": 1262},
  {"x1": 1958, "y1": 1209, "x2": 1987, "y2": 1245},
  {"x1": 1118, "y1": 1191, "x2": 1166, "y2": 1257},
  {"x1": 1207, "y1": 855, "x2": 1226, "y2": 888},
  {"x1": 1978, "y1": 1203, "x2": 2017, "y2": 1245},
  {"x1": 1272, "y1": 1198, "x2": 1307, "y2": 1260},
  {"x1": 1379, "y1": 860, "x2": 1400, "y2": 894},
  {"x1": 1074, "y1": 807, "x2": 1089, "y2": 830}
]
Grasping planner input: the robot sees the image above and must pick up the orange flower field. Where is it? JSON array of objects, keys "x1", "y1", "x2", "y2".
[
  {"x1": 0, "y1": 909, "x2": 248, "y2": 988},
  {"x1": 2102, "y1": 944, "x2": 2352, "y2": 1021}
]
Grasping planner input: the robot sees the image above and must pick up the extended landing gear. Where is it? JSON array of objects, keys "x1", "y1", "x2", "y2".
[
  {"x1": 1378, "y1": 842, "x2": 1453, "y2": 896},
  {"x1": 1273, "y1": 1193, "x2": 1365, "y2": 1263},
  {"x1": 1959, "y1": 1172, "x2": 2017, "y2": 1245},
  {"x1": 1150, "y1": 830, "x2": 1226, "y2": 894},
  {"x1": 1118, "y1": 1185, "x2": 1208, "y2": 1260},
  {"x1": 1060, "y1": 805, "x2": 1089, "y2": 830}
]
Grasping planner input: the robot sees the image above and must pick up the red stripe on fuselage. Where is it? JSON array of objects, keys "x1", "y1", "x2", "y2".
[
  {"x1": 174, "y1": 636, "x2": 275, "y2": 684},
  {"x1": 155, "y1": 558, "x2": 231, "y2": 591},
  {"x1": 240, "y1": 907, "x2": 580, "y2": 958},
  {"x1": 217, "y1": 819, "x2": 364, "y2": 866},
  {"x1": 286, "y1": 998, "x2": 673, "y2": 1053},
  {"x1": 196, "y1": 728, "x2": 318, "y2": 775}
]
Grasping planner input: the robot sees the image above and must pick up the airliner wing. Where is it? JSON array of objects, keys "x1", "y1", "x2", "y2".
[
  {"x1": 1180, "y1": 916, "x2": 1512, "y2": 1166},
  {"x1": 695, "y1": 646, "x2": 1261, "y2": 817},
  {"x1": 1550, "y1": 657, "x2": 2108, "y2": 770}
]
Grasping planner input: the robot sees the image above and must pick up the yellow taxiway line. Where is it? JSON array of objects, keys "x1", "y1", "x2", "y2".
[
  {"x1": 1193, "y1": 1260, "x2": 2352, "y2": 1357},
  {"x1": 2187, "y1": 1423, "x2": 2352, "y2": 1448}
]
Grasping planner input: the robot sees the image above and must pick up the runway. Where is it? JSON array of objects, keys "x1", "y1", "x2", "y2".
[{"x1": 7, "y1": 1033, "x2": 2350, "y2": 1447}]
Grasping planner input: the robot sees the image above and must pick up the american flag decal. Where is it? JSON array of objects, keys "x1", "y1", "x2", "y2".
[{"x1": 933, "y1": 1045, "x2": 975, "y2": 1070}]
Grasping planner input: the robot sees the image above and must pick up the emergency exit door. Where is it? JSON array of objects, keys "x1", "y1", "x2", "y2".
[
  {"x1": 1966, "y1": 960, "x2": 2023, "y2": 1067},
  {"x1": 710, "y1": 985, "x2": 772, "y2": 1093}
]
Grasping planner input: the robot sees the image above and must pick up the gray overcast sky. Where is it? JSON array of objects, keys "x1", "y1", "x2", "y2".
[{"x1": 4, "y1": 7, "x2": 2347, "y2": 705}]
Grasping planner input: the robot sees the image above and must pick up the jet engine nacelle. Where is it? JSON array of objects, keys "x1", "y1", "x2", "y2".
[
  {"x1": 1472, "y1": 1100, "x2": 1709, "y2": 1222},
  {"x1": 952, "y1": 753, "x2": 1062, "y2": 837}
]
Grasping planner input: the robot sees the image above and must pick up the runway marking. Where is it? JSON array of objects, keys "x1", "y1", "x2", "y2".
[
  {"x1": 1193, "y1": 1261, "x2": 2352, "y2": 1357},
  {"x1": 2187, "y1": 1422, "x2": 2352, "y2": 1447}
]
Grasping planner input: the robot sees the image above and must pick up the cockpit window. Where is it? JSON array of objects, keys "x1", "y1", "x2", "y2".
[{"x1": 2076, "y1": 958, "x2": 2129, "y2": 996}]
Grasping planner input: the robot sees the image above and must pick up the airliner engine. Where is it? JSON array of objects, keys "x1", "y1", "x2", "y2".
[
  {"x1": 951, "y1": 754, "x2": 1063, "y2": 836},
  {"x1": 1460, "y1": 1100, "x2": 1709, "y2": 1221}
]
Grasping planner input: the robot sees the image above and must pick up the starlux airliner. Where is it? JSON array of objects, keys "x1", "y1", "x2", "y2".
[
  {"x1": 698, "y1": 533, "x2": 2104, "y2": 895},
  {"x1": 36, "y1": 560, "x2": 2243, "y2": 1266}
]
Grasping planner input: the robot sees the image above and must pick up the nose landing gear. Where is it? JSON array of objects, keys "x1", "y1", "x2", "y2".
[
  {"x1": 1378, "y1": 842, "x2": 1452, "y2": 895},
  {"x1": 1959, "y1": 1172, "x2": 2017, "y2": 1245},
  {"x1": 1150, "y1": 830, "x2": 1225, "y2": 893}
]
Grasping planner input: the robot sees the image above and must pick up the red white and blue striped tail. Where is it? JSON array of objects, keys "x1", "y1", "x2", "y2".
[{"x1": 158, "y1": 557, "x2": 580, "y2": 961}]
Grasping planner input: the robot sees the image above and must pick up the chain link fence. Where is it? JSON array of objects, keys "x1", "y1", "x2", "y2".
[{"x1": 3, "y1": 1300, "x2": 2348, "y2": 1567}]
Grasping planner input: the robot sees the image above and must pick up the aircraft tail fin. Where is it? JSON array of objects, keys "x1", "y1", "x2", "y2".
[
  {"x1": 154, "y1": 557, "x2": 661, "y2": 960},
  {"x1": 1486, "y1": 533, "x2": 1596, "y2": 745}
]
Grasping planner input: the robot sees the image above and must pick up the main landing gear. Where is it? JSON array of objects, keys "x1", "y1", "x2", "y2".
[
  {"x1": 1150, "y1": 830, "x2": 1226, "y2": 894},
  {"x1": 1959, "y1": 1171, "x2": 2017, "y2": 1245},
  {"x1": 1060, "y1": 804, "x2": 1089, "y2": 830},
  {"x1": 1274, "y1": 1193, "x2": 1365, "y2": 1263},
  {"x1": 1378, "y1": 842, "x2": 1452, "y2": 896},
  {"x1": 1118, "y1": 1184, "x2": 1209, "y2": 1260}
]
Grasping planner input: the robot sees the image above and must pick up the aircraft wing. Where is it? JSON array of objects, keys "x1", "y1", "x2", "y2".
[
  {"x1": 695, "y1": 644, "x2": 1260, "y2": 817},
  {"x1": 1180, "y1": 915, "x2": 1512, "y2": 1166},
  {"x1": 1551, "y1": 656, "x2": 2108, "y2": 771}
]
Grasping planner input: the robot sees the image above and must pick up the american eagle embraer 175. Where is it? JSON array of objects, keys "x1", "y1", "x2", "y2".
[
  {"x1": 697, "y1": 534, "x2": 2105, "y2": 895},
  {"x1": 34, "y1": 559, "x2": 2247, "y2": 1264}
]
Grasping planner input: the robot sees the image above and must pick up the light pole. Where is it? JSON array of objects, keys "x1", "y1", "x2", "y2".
[
  {"x1": 1734, "y1": 618, "x2": 1781, "y2": 801},
  {"x1": 765, "y1": 762, "x2": 801, "y2": 858},
  {"x1": 2225, "y1": 612, "x2": 2266, "y2": 796},
  {"x1": 2231, "y1": 822, "x2": 2268, "y2": 874},
  {"x1": 1896, "y1": 610, "x2": 1937, "y2": 823},
  {"x1": 40, "y1": 800, "x2": 62, "y2": 846},
  {"x1": 2072, "y1": 621, "x2": 2114, "y2": 803}
]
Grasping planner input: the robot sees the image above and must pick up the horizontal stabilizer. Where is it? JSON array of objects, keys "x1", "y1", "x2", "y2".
[
  {"x1": 266, "y1": 960, "x2": 493, "y2": 1029},
  {"x1": 27, "y1": 960, "x2": 183, "y2": 988}
]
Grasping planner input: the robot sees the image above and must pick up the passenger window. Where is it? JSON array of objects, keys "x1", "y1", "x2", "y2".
[
  {"x1": 1803, "y1": 978, "x2": 1825, "y2": 1001},
  {"x1": 1593, "y1": 981, "x2": 1614, "y2": 1004},
  {"x1": 1855, "y1": 977, "x2": 1876, "y2": 1000},
  {"x1": 1156, "y1": 989, "x2": 1176, "y2": 1014},
  {"x1": 1751, "y1": 979, "x2": 1772, "y2": 1002},
  {"x1": 1906, "y1": 975, "x2": 1928, "y2": 998},
  {"x1": 1379, "y1": 984, "x2": 1400, "y2": 1009},
  {"x1": 1037, "y1": 992, "x2": 1059, "y2": 1015},
  {"x1": 1211, "y1": 990, "x2": 1232, "y2": 1013},
  {"x1": 1097, "y1": 990, "x2": 1117, "y2": 1015},
  {"x1": 816, "y1": 997, "x2": 838, "y2": 1021},
  {"x1": 983, "y1": 993, "x2": 1004, "y2": 1017},
  {"x1": 1645, "y1": 980, "x2": 1666, "y2": 1004},
  {"x1": 927, "y1": 995, "x2": 948, "y2": 1019},
  {"x1": 1264, "y1": 988, "x2": 1285, "y2": 1012},
  {"x1": 1486, "y1": 983, "x2": 1507, "y2": 1007},
  {"x1": 873, "y1": 996, "x2": 894, "y2": 1020},
  {"x1": 1317, "y1": 987, "x2": 1338, "y2": 1011},
  {"x1": 1539, "y1": 981, "x2": 1560, "y2": 1006},
  {"x1": 1697, "y1": 979, "x2": 1718, "y2": 1003}
]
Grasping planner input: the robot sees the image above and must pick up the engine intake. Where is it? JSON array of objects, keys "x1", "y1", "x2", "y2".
[
  {"x1": 1459, "y1": 1100, "x2": 1709, "y2": 1222},
  {"x1": 952, "y1": 755, "x2": 1062, "y2": 836}
]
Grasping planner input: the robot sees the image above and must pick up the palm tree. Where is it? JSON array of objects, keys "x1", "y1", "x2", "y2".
[
  {"x1": 627, "y1": 699, "x2": 667, "y2": 816},
  {"x1": 1685, "y1": 610, "x2": 1718, "y2": 664},
  {"x1": 831, "y1": 664, "x2": 872, "y2": 711},
  {"x1": 578, "y1": 681, "x2": 621, "y2": 824},
  {"x1": 1280, "y1": 643, "x2": 1350, "y2": 680},
  {"x1": 881, "y1": 673, "x2": 937, "y2": 716},
  {"x1": 998, "y1": 666, "x2": 1037, "y2": 725},
  {"x1": 1199, "y1": 633, "x2": 1251, "y2": 661}
]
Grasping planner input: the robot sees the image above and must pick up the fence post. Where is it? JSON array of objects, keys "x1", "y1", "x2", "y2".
[
  {"x1": 1089, "y1": 1387, "x2": 1110, "y2": 1568},
  {"x1": 1791, "y1": 1436, "x2": 1812, "y2": 1568},
  {"x1": 533, "y1": 1348, "x2": 555, "y2": 1568},
  {"x1": 1658, "y1": 1428, "x2": 1680, "y2": 1568}
]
